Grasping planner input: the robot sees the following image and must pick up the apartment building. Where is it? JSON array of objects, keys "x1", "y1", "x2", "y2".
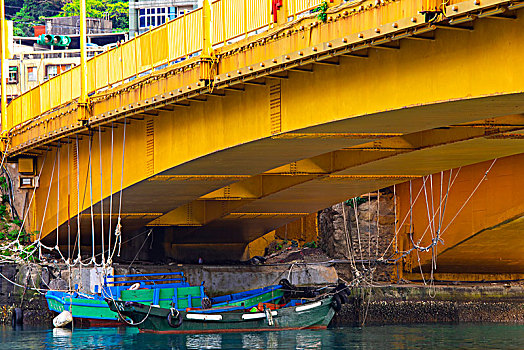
[
  {"x1": 129, "y1": 0, "x2": 200, "y2": 36},
  {"x1": 5, "y1": 49, "x2": 104, "y2": 103}
]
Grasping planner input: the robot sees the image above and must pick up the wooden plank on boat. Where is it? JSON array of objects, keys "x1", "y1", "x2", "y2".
[
  {"x1": 296, "y1": 301, "x2": 322, "y2": 312},
  {"x1": 241, "y1": 311, "x2": 277, "y2": 320},
  {"x1": 186, "y1": 314, "x2": 223, "y2": 321}
]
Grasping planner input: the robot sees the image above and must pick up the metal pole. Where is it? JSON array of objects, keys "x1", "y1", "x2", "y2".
[
  {"x1": 79, "y1": 0, "x2": 88, "y2": 120},
  {"x1": 0, "y1": 0, "x2": 7, "y2": 132}
]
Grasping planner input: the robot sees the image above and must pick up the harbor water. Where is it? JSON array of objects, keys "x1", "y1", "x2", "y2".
[{"x1": 1, "y1": 324, "x2": 524, "y2": 349}]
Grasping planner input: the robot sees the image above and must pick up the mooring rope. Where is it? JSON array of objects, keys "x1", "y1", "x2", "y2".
[{"x1": 98, "y1": 126, "x2": 105, "y2": 266}]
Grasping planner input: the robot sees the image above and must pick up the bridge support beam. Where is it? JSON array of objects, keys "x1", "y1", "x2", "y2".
[{"x1": 146, "y1": 116, "x2": 524, "y2": 229}]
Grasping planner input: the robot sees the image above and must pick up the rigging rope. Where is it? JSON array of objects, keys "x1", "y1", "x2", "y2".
[
  {"x1": 98, "y1": 126, "x2": 105, "y2": 266},
  {"x1": 36, "y1": 151, "x2": 57, "y2": 260},
  {"x1": 67, "y1": 139, "x2": 71, "y2": 263},
  {"x1": 114, "y1": 117, "x2": 128, "y2": 259},
  {"x1": 375, "y1": 190, "x2": 380, "y2": 257},
  {"x1": 88, "y1": 133, "x2": 99, "y2": 266},
  {"x1": 56, "y1": 142, "x2": 61, "y2": 253},
  {"x1": 5, "y1": 147, "x2": 47, "y2": 251},
  {"x1": 108, "y1": 122, "x2": 114, "y2": 265},
  {"x1": 352, "y1": 198, "x2": 365, "y2": 270}
]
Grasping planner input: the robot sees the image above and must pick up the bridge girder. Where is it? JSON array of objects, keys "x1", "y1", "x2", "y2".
[
  {"x1": 146, "y1": 117, "x2": 524, "y2": 228},
  {"x1": 12, "y1": 2, "x2": 524, "y2": 263}
]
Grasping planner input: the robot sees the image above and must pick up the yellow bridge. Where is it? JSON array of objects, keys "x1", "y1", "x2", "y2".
[{"x1": 3, "y1": 0, "x2": 524, "y2": 276}]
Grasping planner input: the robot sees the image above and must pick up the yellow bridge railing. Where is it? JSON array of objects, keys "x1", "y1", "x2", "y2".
[{"x1": 5, "y1": 0, "x2": 443, "y2": 132}]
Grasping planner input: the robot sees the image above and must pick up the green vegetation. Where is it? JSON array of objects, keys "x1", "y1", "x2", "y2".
[
  {"x1": 60, "y1": 0, "x2": 129, "y2": 32},
  {"x1": 11, "y1": 0, "x2": 63, "y2": 36},
  {"x1": 0, "y1": 176, "x2": 34, "y2": 261},
  {"x1": 303, "y1": 241, "x2": 318, "y2": 249},
  {"x1": 11, "y1": 0, "x2": 129, "y2": 37},
  {"x1": 312, "y1": 1, "x2": 329, "y2": 23},
  {"x1": 346, "y1": 196, "x2": 368, "y2": 208}
]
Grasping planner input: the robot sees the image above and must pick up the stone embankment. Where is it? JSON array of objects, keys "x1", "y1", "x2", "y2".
[
  {"x1": 318, "y1": 190, "x2": 397, "y2": 281},
  {"x1": 0, "y1": 264, "x2": 54, "y2": 325},
  {"x1": 332, "y1": 284, "x2": 524, "y2": 326}
]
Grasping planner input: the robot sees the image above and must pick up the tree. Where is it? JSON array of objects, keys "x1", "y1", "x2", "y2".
[
  {"x1": 6, "y1": 0, "x2": 24, "y2": 17},
  {"x1": 60, "y1": 0, "x2": 128, "y2": 32},
  {"x1": 106, "y1": 1, "x2": 128, "y2": 32},
  {"x1": 12, "y1": 0, "x2": 63, "y2": 37}
]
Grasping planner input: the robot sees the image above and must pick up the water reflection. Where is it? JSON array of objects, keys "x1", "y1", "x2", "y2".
[
  {"x1": 242, "y1": 333, "x2": 265, "y2": 349},
  {"x1": 186, "y1": 334, "x2": 222, "y2": 349},
  {"x1": 0, "y1": 324, "x2": 523, "y2": 349},
  {"x1": 296, "y1": 332, "x2": 322, "y2": 350}
]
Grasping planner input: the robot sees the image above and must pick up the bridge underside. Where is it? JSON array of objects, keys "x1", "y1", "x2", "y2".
[
  {"x1": 397, "y1": 154, "x2": 524, "y2": 276},
  {"x1": 16, "y1": 3, "x2": 524, "y2": 266},
  {"x1": 435, "y1": 215, "x2": 524, "y2": 274}
]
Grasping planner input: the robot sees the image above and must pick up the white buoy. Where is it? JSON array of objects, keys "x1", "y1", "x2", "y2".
[{"x1": 53, "y1": 310, "x2": 73, "y2": 328}]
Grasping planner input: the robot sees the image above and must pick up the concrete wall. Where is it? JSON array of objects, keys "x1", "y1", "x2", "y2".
[
  {"x1": 45, "y1": 17, "x2": 112, "y2": 35},
  {"x1": 60, "y1": 263, "x2": 338, "y2": 295}
]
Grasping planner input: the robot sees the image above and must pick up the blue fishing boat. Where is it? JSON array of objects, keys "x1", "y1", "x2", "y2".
[
  {"x1": 46, "y1": 271, "x2": 284, "y2": 327},
  {"x1": 45, "y1": 271, "x2": 194, "y2": 326}
]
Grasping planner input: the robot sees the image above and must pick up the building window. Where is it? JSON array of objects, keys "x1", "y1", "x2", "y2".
[
  {"x1": 46, "y1": 65, "x2": 58, "y2": 79},
  {"x1": 169, "y1": 7, "x2": 177, "y2": 20},
  {"x1": 27, "y1": 67, "x2": 37, "y2": 82},
  {"x1": 45, "y1": 64, "x2": 71, "y2": 79},
  {"x1": 139, "y1": 7, "x2": 170, "y2": 31},
  {"x1": 8, "y1": 67, "x2": 18, "y2": 84}
]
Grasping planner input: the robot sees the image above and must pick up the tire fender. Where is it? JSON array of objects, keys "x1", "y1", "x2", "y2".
[
  {"x1": 279, "y1": 279, "x2": 294, "y2": 291},
  {"x1": 332, "y1": 294, "x2": 342, "y2": 312},
  {"x1": 339, "y1": 291, "x2": 349, "y2": 305},
  {"x1": 167, "y1": 309, "x2": 183, "y2": 328}
]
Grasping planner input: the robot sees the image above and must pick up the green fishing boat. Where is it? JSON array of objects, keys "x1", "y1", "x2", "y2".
[
  {"x1": 120, "y1": 284, "x2": 284, "y2": 310},
  {"x1": 46, "y1": 271, "x2": 192, "y2": 326},
  {"x1": 47, "y1": 271, "x2": 283, "y2": 327},
  {"x1": 107, "y1": 281, "x2": 349, "y2": 334},
  {"x1": 107, "y1": 295, "x2": 337, "y2": 334}
]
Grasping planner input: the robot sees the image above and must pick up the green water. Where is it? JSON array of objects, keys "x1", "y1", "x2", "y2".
[{"x1": 1, "y1": 324, "x2": 523, "y2": 349}]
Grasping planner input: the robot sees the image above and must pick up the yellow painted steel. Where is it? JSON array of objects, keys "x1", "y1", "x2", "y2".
[
  {"x1": 151, "y1": 25, "x2": 169, "y2": 65},
  {"x1": 211, "y1": 0, "x2": 225, "y2": 44},
  {"x1": 395, "y1": 154, "x2": 524, "y2": 274},
  {"x1": 108, "y1": 47, "x2": 123, "y2": 85},
  {"x1": 186, "y1": 9, "x2": 204, "y2": 55},
  {"x1": 79, "y1": 0, "x2": 88, "y2": 110},
  {"x1": 289, "y1": 0, "x2": 321, "y2": 17},
  {"x1": 2, "y1": 0, "x2": 327, "y2": 129},
  {"x1": 223, "y1": 0, "x2": 245, "y2": 41},
  {"x1": 94, "y1": 51, "x2": 109, "y2": 91},
  {"x1": 246, "y1": 0, "x2": 268, "y2": 34},
  {"x1": 0, "y1": 6, "x2": 7, "y2": 131},
  {"x1": 3, "y1": 0, "x2": 524, "y2": 269}
]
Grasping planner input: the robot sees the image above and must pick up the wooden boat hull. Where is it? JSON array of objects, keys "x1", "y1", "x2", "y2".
[
  {"x1": 46, "y1": 291, "x2": 120, "y2": 325},
  {"x1": 108, "y1": 297, "x2": 335, "y2": 334},
  {"x1": 45, "y1": 271, "x2": 191, "y2": 326},
  {"x1": 46, "y1": 285, "x2": 284, "y2": 326}
]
